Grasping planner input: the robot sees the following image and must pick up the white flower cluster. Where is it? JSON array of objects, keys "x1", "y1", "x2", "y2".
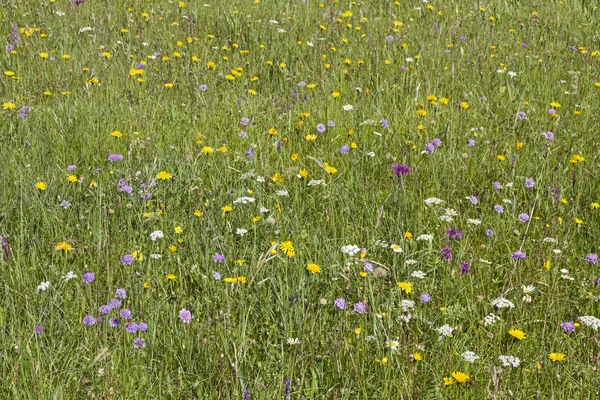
[
  {"x1": 483, "y1": 313, "x2": 500, "y2": 326},
  {"x1": 461, "y1": 351, "x2": 479, "y2": 363},
  {"x1": 233, "y1": 197, "x2": 255, "y2": 204},
  {"x1": 400, "y1": 300, "x2": 415, "y2": 312},
  {"x1": 276, "y1": 190, "x2": 289, "y2": 197},
  {"x1": 579, "y1": 316, "x2": 600, "y2": 331},
  {"x1": 491, "y1": 297, "x2": 515, "y2": 309},
  {"x1": 411, "y1": 270, "x2": 426, "y2": 279},
  {"x1": 61, "y1": 271, "x2": 77, "y2": 281},
  {"x1": 341, "y1": 245, "x2": 361, "y2": 257},
  {"x1": 435, "y1": 324, "x2": 454, "y2": 340},
  {"x1": 307, "y1": 179, "x2": 326, "y2": 187},
  {"x1": 150, "y1": 230, "x2": 164, "y2": 241},
  {"x1": 36, "y1": 281, "x2": 50, "y2": 293},
  {"x1": 424, "y1": 197, "x2": 444, "y2": 205},
  {"x1": 498, "y1": 355, "x2": 521, "y2": 368},
  {"x1": 416, "y1": 234, "x2": 433, "y2": 241}
]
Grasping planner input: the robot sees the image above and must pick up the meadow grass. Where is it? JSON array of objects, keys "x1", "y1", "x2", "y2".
[{"x1": 1, "y1": 0, "x2": 600, "y2": 398}]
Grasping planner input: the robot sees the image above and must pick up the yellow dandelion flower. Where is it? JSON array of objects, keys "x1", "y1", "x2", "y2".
[
  {"x1": 35, "y1": 181, "x2": 47, "y2": 190},
  {"x1": 508, "y1": 329, "x2": 527, "y2": 340},
  {"x1": 452, "y1": 371, "x2": 469, "y2": 383},
  {"x1": 548, "y1": 353, "x2": 566, "y2": 362},
  {"x1": 156, "y1": 171, "x2": 172, "y2": 180},
  {"x1": 397, "y1": 281, "x2": 413, "y2": 294},
  {"x1": 55, "y1": 241, "x2": 72, "y2": 252},
  {"x1": 222, "y1": 205, "x2": 233, "y2": 212},
  {"x1": 306, "y1": 263, "x2": 321, "y2": 274}
]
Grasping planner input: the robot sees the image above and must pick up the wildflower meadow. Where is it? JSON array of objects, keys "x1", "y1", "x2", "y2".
[{"x1": 2, "y1": 0, "x2": 600, "y2": 398}]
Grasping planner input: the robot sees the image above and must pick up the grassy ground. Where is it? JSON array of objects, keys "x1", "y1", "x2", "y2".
[{"x1": 1, "y1": 0, "x2": 600, "y2": 398}]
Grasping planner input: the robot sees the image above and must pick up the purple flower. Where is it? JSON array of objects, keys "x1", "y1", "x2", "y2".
[
  {"x1": 245, "y1": 148, "x2": 253, "y2": 158},
  {"x1": 82, "y1": 272, "x2": 95, "y2": 284},
  {"x1": 108, "y1": 154, "x2": 123, "y2": 162},
  {"x1": 297, "y1": 81, "x2": 306, "y2": 87},
  {"x1": 517, "y1": 111, "x2": 527, "y2": 120},
  {"x1": 386, "y1": 35, "x2": 393, "y2": 42},
  {"x1": 60, "y1": 200, "x2": 71, "y2": 209},
  {"x1": 521, "y1": 42, "x2": 527, "y2": 47},
  {"x1": 340, "y1": 145, "x2": 350, "y2": 154},
  {"x1": 468, "y1": 196, "x2": 478, "y2": 205},
  {"x1": 431, "y1": 138, "x2": 442, "y2": 147},
  {"x1": 98, "y1": 305, "x2": 111, "y2": 314},
  {"x1": 213, "y1": 272, "x2": 222, "y2": 280},
  {"x1": 199, "y1": 84, "x2": 207, "y2": 92},
  {"x1": 327, "y1": 120, "x2": 335, "y2": 127},
  {"x1": 467, "y1": 139, "x2": 476, "y2": 147},
  {"x1": 420, "y1": 293, "x2": 431, "y2": 303},
  {"x1": 363, "y1": 262, "x2": 373, "y2": 272},
  {"x1": 240, "y1": 117, "x2": 249, "y2": 125},
  {"x1": 334, "y1": 298, "x2": 346, "y2": 310},
  {"x1": 441, "y1": 247, "x2": 453, "y2": 261},
  {"x1": 316, "y1": 124, "x2": 326, "y2": 133},
  {"x1": 353, "y1": 302, "x2": 367, "y2": 314},
  {"x1": 391, "y1": 164, "x2": 410, "y2": 177},
  {"x1": 109, "y1": 299, "x2": 121, "y2": 309},
  {"x1": 239, "y1": 131, "x2": 248, "y2": 138},
  {"x1": 494, "y1": 204, "x2": 504, "y2": 213},
  {"x1": 120, "y1": 253, "x2": 135, "y2": 265},
  {"x1": 512, "y1": 251, "x2": 526, "y2": 260},
  {"x1": 133, "y1": 337, "x2": 146, "y2": 349},
  {"x1": 486, "y1": 229, "x2": 494, "y2": 236},
  {"x1": 543, "y1": 131, "x2": 554, "y2": 140},
  {"x1": 584, "y1": 253, "x2": 598, "y2": 265},
  {"x1": 120, "y1": 309, "x2": 132, "y2": 320},
  {"x1": 380, "y1": 118, "x2": 389, "y2": 128},
  {"x1": 34, "y1": 324, "x2": 44, "y2": 334},
  {"x1": 125, "y1": 322, "x2": 138, "y2": 333},
  {"x1": 109, "y1": 318, "x2": 120, "y2": 327},
  {"x1": 116, "y1": 288, "x2": 126, "y2": 299},
  {"x1": 424, "y1": 143, "x2": 435, "y2": 154},
  {"x1": 82, "y1": 315, "x2": 96, "y2": 326},
  {"x1": 120, "y1": 185, "x2": 133, "y2": 194},
  {"x1": 518, "y1": 213, "x2": 530, "y2": 223},
  {"x1": 213, "y1": 253, "x2": 225, "y2": 263},
  {"x1": 66, "y1": 164, "x2": 77, "y2": 171},
  {"x1": 446, "y1": 228, "x2": 463, "y2": 240},
  {"x1": 138, "y1": 322, "x2": 148, "y2": 331},
  {"x1": 179, "y1": 308, "x2": 193, "y2": 323},
  {"x1": 561, "y1": 322, "x2": 575, "y2": 333},
  {"x1": 493, "y1": 181, "x2": 501, "y2": 190},
  {"x1": 243, "y1": 387, "x2": 250, "y2": 400},
  {"x1": 459, "y1": 261, "x2": 471, "y2": 275},
  {"x1": 6, "y1": 44, "x2": 14, "y2": 51},
  {"x1": 524, "y1": 178, "x2": 535, "y2": 188},
  {"x1": 444, "y1": 49, "x2": 452, "y2": 54},
  {"x1": 549, "y1": 108, "x2": 556, "y2": 114}
]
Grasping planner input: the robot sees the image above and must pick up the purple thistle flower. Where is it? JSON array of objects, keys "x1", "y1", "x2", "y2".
[
  {"x1": 446, "y1": 228, "x2": 463, "y2": 240},
  {"x1": 108, "y1": 154, "x2": 124, "y2": 162},
  {"x1": 459, "y1": 261, "x2": 471, "y2": 275},
  {"x1": 133, "y1": 337, "x2": 146, "y2": 349},
  {"x1": 109, "y1": 318, "x2": 120, "y2": 327},
  {"x1": 584, "y1": 253, "x2": 598, "y2": 265},
  {"x1": 213, "y1": 253, "x2": 225, "y2": 263},
  {"x1": 512, "y1": 251, "x2": 526, "y2": 260},
  {"x1": 353, "y1": 302, "x2": 367, "y2": 314},
  {"x1": 441, "y1": 247, "x2": 453, "y2": 261},
  {"x1": 34, "y1": 324, "x2": 44, "y2": 334},
  {"x1": 82, "y1": 315, "x2": 96, "y2": 326},
  {"x1": 116, "y1": 288, "x2": 126, "y2": 299},
  {"x1": 524, "y1": 178, "x2": 534, "y2": 188},
  {"x1": 125, "y1": 322, "x2": 138, "y2": 333},
  {"x1": 98, "y1": 305, "x2": 111, "y2": 314},
  {"x1": 391, "y1": 164, "x2": 410, "y2": 177},
  {"x1": 561, "y1": 322, "x2": 575, "y2": 333},
  {"x1": 82, "y1": 272, "x2": 95, "y2": 284},
  {"x1": 420, "y1": 293, "x2": 431, "y2": 303},
  {"x1": 518, "y1": 213, "x2": 530, "y2": 223},
  {"x1": 120, "y1": 253, "x2": 135, "y2": 265},
  {"x1": 179, "y1": 308, "x2": 193, "y2": 323},
  {"x1": 120, "y1": 309, "x2": 132, "y2": 320},
  {"x1": 334, "y1": 298, "x2": 346, "y2": 310}
]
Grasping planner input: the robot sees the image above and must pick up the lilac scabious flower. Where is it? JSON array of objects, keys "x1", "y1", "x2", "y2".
[
  {"x1": 468, "y1": 196, "x2": 478, "y2": 205},
  {"x1": 66, "y1": 164, "x2": 77, "y2": 171},
  {"x1": 494, "y1": 204, "x2": 504, "y2": 213},
  {"x1": 213, "y1": 253, "x2": 225, "y2": 263},
  {"x1": 446, "y1": 228, "x2": 463, "y2": 240},
  {"x1": 518, "y1": 213, "x2": 530, "y2": 223},
  {"x1": 467, "y1": 139, "x2": 476, "y2": 147},
  {"x1": 138, "y1": 322, "x2": 148, "y2": 331},
  {"x1": 179, "y1": 308, "x2": 193, "y2": 323},
  {"x1": 60, "y1": 200, "x2": 71, "y2": 209},
  {"x1": 297, "y1": 81, "x2": 306, "y2": 87},
  {"x1": 327, "y1": 120, "x2": 335, "y2": 127},
  {"x1": 424, "y1": 143, "x2": 435, "y2": 154},
  {"x1": 391, "y1": 164, "x2": 410, "y2": 177},
  {"x1": 108, "y1": 154, "x2": 123, "y2": 162},
  {"x1": 213, "y1": 272, "x2": 222, "y2": 280},
  {"x1": 316, "y1": 124, "x2": 326, "y2": 133},
  {"x1": 125, "y1": 322, "x2": 138, "y2": 333},
  {"x1": 353, "y1": 302, "x2": 367, "y2": 314},
  {"x1": 493, "y1": 181, "x2": 501, "y2": 190},
  {"x1": 108, "y1": 299, "x2": 121, "y2": 309},
  {"x1": 239, "y1": 131, "x2": 248, "y2": 138},
  {"x1": 82, "y1": 315, "x2": 96, "y2": 326},
  {"x1": 380, "y1": 118, "x2": 389, "y2": 128},
  {"x1": 486, "y1": 229, "x2": 494, "y2": 236},
  {"x1": 441, "y1": 247, "x2": 453, "y2": 261},
  {"x1": 120, "y1": 309, "x2": 132, "y2": 320},
  {"x1": 459, "y1": 261, "x2": 471, "y2": 275},
  {"x1": 584, "y1": 253, "x2": 598, "y2": 265},
  {"x1": 386, "y1": 35, "x2": 393, "y2": 42},
  {"x1": 431, "y1": 138, "x2": 442, "y2": 147},
  {"x1": 34, "y1": 324, "x2": 44, "y2": 334},
  {"x1": 120, "y1": 253, "x2": 135, "y2": 265},
  {"x1": 340, "y1": 145, "x2": 350, "y2": 154},
  {"x1": 98, "y1": 305, "x2": 111, "y2": 314},
  {"x1": 240, "y1": 117, "x2": 249, "y2": 126},
  {"x1": 548, "y1": 108, "x2": 556, "y2": 114},
  {"x1": 334, "y1": 298, "x2": 346, "y2": 310},
  {"x1": 82, "y1": 272, "x2": 95, "y2": 284},
  {"x1": 363, "y1": 262, "x2": 373, "y2": 272},
  {"x1": 561, "y1": 322, "x2": 575, "y2": 333},
  {"x1": 116, "y1": 288, "x2": 126, "y2": 299},
  {"x1": 420, "y1": 293, "x2": 431, "y2": 303},
  {"x1": 133, "y1": 337, "x2": 146, "y2": 349},
  {"x1": 109, "y1": 318, "x2": 120, "y2": 327},
  {"x1": 517, "y1": 111, "x2": 527, "y2": 120},
  {"x1": 524, "y1": 178, "x2": 534, "y2": 188},
  {"x1": 543, "y1": 131, "x2": 554, "y2": 140},
  {"x1": 512, "y1": 251, "x2": 526, "y2": 260},
  {"x1": 120, "y1": 185, "x2": 133, "y2": 194},
  {"x1": 245, "y1": 148, "x2": 254, "y2": 158},
  {"x1": 199, "y1": 84, "x2": 207, "y2": 92}
]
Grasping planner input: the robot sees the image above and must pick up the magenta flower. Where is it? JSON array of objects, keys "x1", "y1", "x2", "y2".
[
  {"x1": 391, "y1": 164, "x2": 410, "y2": 176},
  {"x1": 512, "y1": 251, "x2": 526, "y2": 260}
]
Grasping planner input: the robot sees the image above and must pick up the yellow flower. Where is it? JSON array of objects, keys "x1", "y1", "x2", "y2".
[
  {"x1": 460, "y1": 101, "x2": 469, "y2": 109},
  {"x1": 404, "y1": 231, "x2": 412, "y2": 239},
  {"x1": 548, "y1": 353, "x2": 566, "y2": 362},
  {"x1": 440, "y1": 97, "x2": 449, "y2": 104},
  {"x1": 235, "y1": 259, "x2": 245, "y2": 265},
  {"x1": 268, "y1": 127, "x2": 278, "y2": 135},
  {"x1": 397, "y1": 281, "x2": 413, "y2": 294},
  {"x1": 443, "y1": 377, "x2": 455, "y2": 385},
  {"x1": 55, "y1": 241, "x2": 72, "y2": 252},
  {"x1": 252, "y1": 216, "x2": 261, "y2": 223},
  {"x1": 222, "y1": 205, "x2": 233, "y2": 212},
  {"x1": 415, "y1": 109, "x2": 427, "y2": 117},
  {"x1": 224, "y1": 277, "x2": 237, "y2": 283},
  {"x1": 272, "y1": 172, "x2": 285, "y2": 183},
  {"x1": 35, "y1": 181, "x2": 47, "y2": 190},
  {"x1": 166, "y1": 273, "x2": 176, "y2": 281},
  {"x1": 570, "y1": 154, "x2": 584, "y2": 163},
  {"x1": 132, "y1": 251, "x2": 143, "y2": 261},
  {"x1": 497, "y1": 155, "x2": 506, "y2": 161},
  {"x1": 169, "y1": 245, "x2": 177, "y2": 252},
  {"x1": 174, "y1": 226, "x2": 183, "y2": 233},
  {"x1": 164, "y1": 83, "x2": 174, "y2": 89},
  {"x1": 237, "y1": 276, "x2": 247, "y2": 284},
  {"x1": 67, "y1": 175, "x2": 77, "y2": 183},
  {"x1": 324, "y1": 163, "x2": 337, "y2": 175},
  {"x1": 413, "y1": 352, "x2": 423, "y2": 361},
  {"x1": 306, "y1": 263, "x2": 321, "y2": 274},
  {"x1": 39, "y1": 52, "x2": 49, "y2": 59},
  {"x1": 331, "y1": 91, "x2": 340, "y2": 98},
  {"x1": 290, "y1": 153, "x2": 299, "y2": 161},
  {"x1": 592, "y1": 202, "x2": 599, "y2": 209},
  {"x1": 4, "y1": 71, "x2": 15, "y2": 77},
  {"x1": 156, "y1": 171, "x2": 172, "y2": 180},
  {"x1": 376, "y1": 357, "x2": 388, "y2": 366},
  {"x1": 508, "y1": 329, "x2": 527, "y2": 340},
  {"x1": 299, "y1": 169, "x2": 308, "y2": 178},
  {"x1": 194, "y1": 210, "x2": 203, "y2": 217},
  {"x1": 111, "y1": 130, "x2": 123, "y2": 138},
  {"x1": 279, "y1": 241, "x2": 294, "y2": 255},
  {"x1": 2, "y1": 102, "x2": 16, "y2": 110},
  {"x1": 574, "y1": 218, "x2": 583, "y2": 225},
  {"x1": 201, "y1": 146, "x2": 214, "y2": 154},
  {"x1": 452, "y1": 371, "x2": 469, "y2": 383},
  {"x1": 143, "y1": 282, "x2": 151, "y2": 289}
]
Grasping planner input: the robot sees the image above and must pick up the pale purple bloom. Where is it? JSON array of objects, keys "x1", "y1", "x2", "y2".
[
  {"x1": 493, "y1": 181, "x2": 501, "y2": 190},
  {"x1": 363, "y1": 262, "x2": 373, "y2": 272},
  {"x1": 125, "y1": 322, "x2": 138, "y2": 333},
  {"x1": 245, "y1": 148, "x2": 253, "y2": 158},
  {"x1": 518, "y1": 213, "x2": 530, "y2": 223},
  {"x1": 494, "y1": 204, "x2": 504, "y2": 213},
  {"x1": 199, "y1": 84, "x2": 207, "y2": 91},
  {"x1": 334, "y1": 298, "x2": 346, "y2": 310},
  {"x1": 549, "y1": 108, "x2": 556, "y2": 114},
  {"x1": 297, "y1": 81, "x2": 306, "y2": 87},
  {"x1": 469, "y1": 196, "x2": 478, "y2": 205},
  {"x1": 116, "y1": 288, "x2": 126, "y2": 299},
  {"x1": 240, "y1": 117, "x2": 249, "y2": 125},
  {"x1": 109, "y1": 299, "x2": 121, "y2": 309},
  {"x1": 120, "y1": 309, "x2": 132, "y2": 320},
  {"x1": 386, "y1": 35, "x2": 393, "y2": 42},
  {"x1": 380, "y1": 118, "x2": 389, "y2": 128},
  {"x1": 138, "y1": 322, "x2": 148, "y2": 331},
  {"x1": 353, "y1": 302, "x2": 367, "y2": 314},
  {"x1": 316, "y1": 124, "x2": 326, "y2": 133},
  {"x1": 109, "y1": 318, "x2": 120, "y2": 327},
  {"x1": 584, "y1": 253, "x2": 598, "y2": 265},
  {"x1": 543, "y1": 131, "x2": 554, "y2": 140},
  {"x1": 133, "y1": 337, "x2": 146, "y2": 349},
  {"x1": 445, "y1": 49, "x2": 452, "y2": 54},
  {"x1": 120, "y1": 185, "x2": 133, "y2": 194},
  {"x1": 82, "y1": 272, "x2": 95, "y2": 284},
  {"x1": 420, "y1": 293, "x2": 431, "y2": 303},
  {"x1": 34, "y1": 324, "x2": 44, "y2": 334},
  {"x1": 512, "y1": 251, "x2": 526, "y2": 260},
  {"x1": 108, "y1": 154, "x2": 123, "y2": 162},
  {"x1": 60, "y1": 200, "x2": 71, "y2": 209},
  {"x1": 340, "y1": 145, "x2": 350, "y2": 154},
  {"x1": 424, "y1": 143, "x2": 435, "y2": 154},
  {"x1": 517, "y1": 111, "x2": 527, "y2": 120},
  {"x1": 179, "y1": 308, "x2": 193, "y2": 323},
  {"x1": 213, "y1": 253, "x2": 225, "y2": 263},
  {"x1": 327, "y1": 120, "x2": 335, "y2": 127},
  {"x1": 213, "y1": 272, "x2": 222, "y2": 280},
  {"x1": 239, "y1": 131, "x2": 248, "y2": 138},
  {"x1": 65, "y1": 165, "x2": 77, "y2": 172},
  {"x1": 120, "y1": 254, "x2": 135, "y2": 265},
  {"x1": 468, "y1": 139, "x2": 476, "y2": 147},
  {"x1": 524, "y1": 178, "x2": 534, "y2": 188},
  {"x1": 561, "y1": 322, "x2": 575, "y2": 333},
  {"x1": 82, "y1": 315, "x2": 96, "y2": 326},
  {"x1": 98, "y1": 305, "x2": 111, "y2": 314},
  {"x1": 486, "y1": 229, "x2": 494, "y2": 236},
  {"x1": 431, "y1": 138, "x2": 442, "y2": 147}
]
